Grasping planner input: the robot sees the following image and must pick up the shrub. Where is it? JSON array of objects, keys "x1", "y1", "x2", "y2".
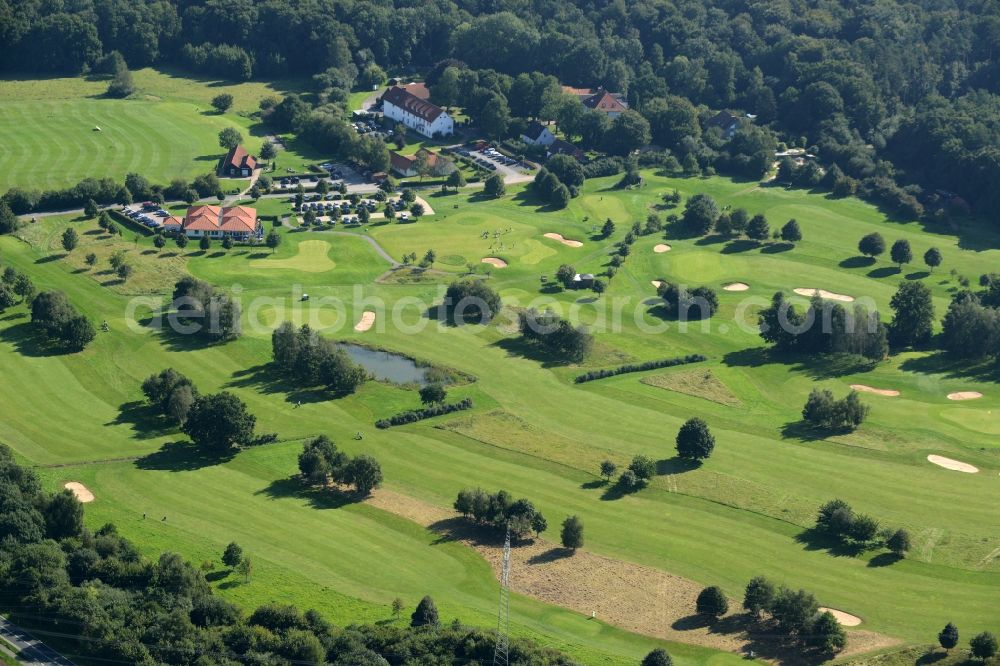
[
  {"x1": 375, "y1": 398, "x2": 474, "y2": 428},
  {"x1": 574, "y1": 354, "x2": 706, "y2": 383}
]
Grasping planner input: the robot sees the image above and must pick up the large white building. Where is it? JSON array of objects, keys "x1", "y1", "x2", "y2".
[{"x1": 382, "y1": 86, "x2": 454, "y2": 139}]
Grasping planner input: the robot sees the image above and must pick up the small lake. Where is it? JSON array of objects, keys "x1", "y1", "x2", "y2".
[{"x1": 339, "y1": 343, "x2": 429, "y2": 386}]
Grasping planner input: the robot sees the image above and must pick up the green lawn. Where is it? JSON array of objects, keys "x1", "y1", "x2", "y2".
[
  {"x1": 2, "y1": 171, "x2": 999, "y2": 663},
  {"x1": 0, "y1": 69, "x2": 317, "y2": 192}
]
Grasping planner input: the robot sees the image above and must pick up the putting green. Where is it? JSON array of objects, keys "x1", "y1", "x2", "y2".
[
  {"x1": 940, "y1": 408, "x2": 1000, "y2": 435},
  {"x1": 249, "y1": 240, "x2": 336, "y2": 273}
]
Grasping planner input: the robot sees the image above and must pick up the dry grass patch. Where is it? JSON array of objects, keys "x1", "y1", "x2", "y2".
[{"x1": 641, "y1": 369, "x2": 742, "y2": 407}]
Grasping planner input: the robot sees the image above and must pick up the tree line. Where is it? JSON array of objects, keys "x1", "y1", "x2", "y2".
[
  {"x1": 271, "y1": 322, "x2": 368, "y2": 395},
  {"x1": 298, "y1": 435, "x2": 382, "y2": 496},
  {"x1": 0, "y1": 443, "x2": 575, "y2": 665}
]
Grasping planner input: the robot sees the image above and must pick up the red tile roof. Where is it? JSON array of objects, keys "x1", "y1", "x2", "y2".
[
  {"x1": 389, "y1": 148, "x2": 439, "y2": 175},
  {"x1": 402, "y1": 82, "x2": 430, "y2": 100},
  {"x1": 182, "y1": 206, "x2": 258, "y2": 234},
  {"x1": 382, "y1": 86, "x2": 445, "y2": 123},
  {"x1": 223, "y1": 145, "x2": 257, "y2": 171},
  {"x1": 582, "y1": 90, "x2": 628, "y2": 114}
]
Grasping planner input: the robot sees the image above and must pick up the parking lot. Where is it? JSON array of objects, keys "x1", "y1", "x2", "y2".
[
  {"x1": 273, "y1": 161, "x2": 371, "y2": 191},
  {"x1": 454, "y1": 145, "x2": 534, "y2": 183},
  {"x1": 121, "y1": 202, "x2": 172, "y2": 230}
]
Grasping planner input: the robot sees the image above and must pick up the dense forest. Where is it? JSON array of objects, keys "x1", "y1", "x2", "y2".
[
  {"x1": 0, "y1": 443, "x2": 575, "y2": 665},
  {"x1": 2, "y1": 0, "x2": 1000, "y2": 220}
]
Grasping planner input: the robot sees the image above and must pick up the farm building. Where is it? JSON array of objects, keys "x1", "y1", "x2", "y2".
[
  {"x1": 388, "y1": 148, "x2": 453, "y2": 178},
  {"x1": 382, "y1": 86, "x2": 454, "y2": 138},
  {"x1": 219, "y1": 145, "x2": 258, "y2": 177}
]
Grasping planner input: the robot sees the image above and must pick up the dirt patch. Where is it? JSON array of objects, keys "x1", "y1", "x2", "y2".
[
  {"x1": 354, "y1": 311, "x2": 376, "y2": 332},
  {"x1": 850, "y1": 384, "x2": 900, "y2": 397},
  {"x1": 927, "y1": 454, "x2": 979, "y2": 473},
  {"x1": 64, "y1": 482, "x2": 94, "y2": 503},
  {"x1": 653, "y1": 244, "x2": 671, "y2": 253},
  {"x1": 947, "y1": 391, "x2": 983, "y2": 401},
  {"x1": 641, "y1": 369, "x2": 742, "y2": 407},
  {"x1": 820, "y1": 608, "x2": 862, "y2": 627},
  {"x1": 723, "y1": 282, "x2": 750, "y2": 292},
  {"x1": 793, "y1": 288, "x2": 855, "y2": 303},
  {"x1": 365, "y1": 488, "x2": 899, "y2": 660},
  {"x1": 481, "y1": 257, "x2": 507, "y2": 268},
  {"x1": 543, "y1": 232, "x2": 583, "y2": 248}
]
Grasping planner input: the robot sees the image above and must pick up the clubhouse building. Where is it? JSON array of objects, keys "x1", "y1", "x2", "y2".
[
  {"x1": 382, "y1": 86, "x2": 454, "y2": 138},
  {"x1": 163, "y1": 205, "x2": 261, "y2": 240}
]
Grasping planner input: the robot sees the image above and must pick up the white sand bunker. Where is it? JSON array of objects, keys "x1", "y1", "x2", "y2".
[
  {"x1": 948, "y1": 391, "x2": 983, "y2": 401},
  {"x1": 481, "y1": 257, "x2": 507, "y2": 268},
  {"x1": 819, "y1": 608, "x2": 862, "y2": 627},
  {"x1": 723, "y1": 282, "x2": 749, "y2": 292},
  {"x1": 927, "y1": 454, "x2": 979, "y2": 473},
  {"x1": 543, "y1": 232, "x2": 583, "y2": 248},
  {"x1": 850, "y1": 384, "x2": 900, "y2": 397},
  {"x1": 793, "y1": 288, "x2": 855, "y2": 302},
  {"x1": 354, "y1": 311, "x2": 376, "y2": 332},
  {"x1": 651, "y1": 280, "x2": 665, "y2": 289},
  {"x1": 653, "y1": 244, "x2": 671, "y2": 253},
  {"x1": 64, "y1": 482, "x2": 94, "y2": 503}
]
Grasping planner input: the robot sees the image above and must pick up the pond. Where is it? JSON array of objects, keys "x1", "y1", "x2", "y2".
[{"x1": 339, "y1": 343, "x2": 429, "y2": 386}]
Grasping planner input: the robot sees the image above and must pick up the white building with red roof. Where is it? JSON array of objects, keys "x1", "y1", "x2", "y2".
[
  {"x1": 179, "y1": 205, "x2": 261, "y2": 240},
  {"x1": 382, "y1": 86, "x2": 454, "y2": 138}
]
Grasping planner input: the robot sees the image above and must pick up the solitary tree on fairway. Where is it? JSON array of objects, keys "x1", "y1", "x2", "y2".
[
  {"x1": 924, "y1": 247, "x2": 942, "y2": 272},
  {"x1": 484, "y1": 174, "x2": 505, "y2": 198},
  {"x1": 531, "y1": 513, "x2": 547, "y2": 537},
  {"x1": 218, "y1": 127, "x2": 243, "y2": 150},
  {"x1": 560, "y1": 515, "x2": 584, "y2": 551},
  {"x1": 153, "y1": 234, "x2": 166, "y2": 251},
  {"x1": 211, "y1": 93, "x2": 234, "y2": 113},
  {"x1": 419, "y1": 383, "x2": 446, "y2": 405},
  {"x1": 938, "y1": 623, "x2": 959, "y2": 651},
  {"x1": 391, "y1": 598, "x2": 404, "y2": 619},
  {"x1": 600, "y1": 460, "x2": 617, "y2": 482},
  {"x1": 858, "y1": 232, "x2": 886, "y2": 259},
  {"x1": 116, "y1": 263, "x2": 134, "y2": 283},
  {"x1": 890, "y1": 239, "x2": 912, "y2": 268},
  {"x1": 743, "y1": 576, "x2": 775, "y2": 619},
  {"x1": 781, "y1": 219, "x2": 802, "y2": 243},
  {"x1": 61, "y1": 228, "x2": 79, "y2": 253},
  {"x1": 410, "y1": 596, "x2": 439, "y2": 627},
  {"x1": 85, "y1": 252, "x2": 97, "y2": 268},
  {"x1": 200, "y1": 235, "x2": 212, "y2": 251},
  {"x1": 176, "y1": 234, "x2": 189, "y2": 250},
  {"x1": 183, "y1": 392, "x2": 256, "y2": 451},
  {"x1": 970, "y1": 632, "x2": 998, "y2": 661},
  {"x1": 222, "y1": 542, "x2": 243, "y2": 568},
  {"x1": 641, "y1": 648, "x2": 673, "y2": 666},
  {"x1": 84, "y1": 199, "x2": 99, "y2": 218},
  {"x1": 235, "y1": 557, "x2": 253, "y2": 583},
  {"x1": 887, "y1": 528, "x2": 911, "y2": 557},
  {"x1": 266, "y1": 230, "x2": 282, "y2": 253},
  {"x1": 746, "y1": 214, "x2": 770, "y2": 241},
  {"x1": 695, "y1": 586, "x2": 728, "y2": 620},
  {"x1": 676, "y1": 418, "x2": 715, "y2": 461}
]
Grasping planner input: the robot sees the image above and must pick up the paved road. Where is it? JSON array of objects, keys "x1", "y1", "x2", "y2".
[{"x1": 0, "y1": 616, "x2": 76, "y2": 665}]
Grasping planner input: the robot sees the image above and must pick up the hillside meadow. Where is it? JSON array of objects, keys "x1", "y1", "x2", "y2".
[
  {"x1": 0, "y1": 68, "x2": 317, "y2": 192},
  {"x1": 1, "y1": 171, "x2": 998, "y2": 663}
]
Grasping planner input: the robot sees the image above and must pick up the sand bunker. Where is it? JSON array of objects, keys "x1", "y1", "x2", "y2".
[
  {"x1": 793, "y1": 288, "x2": 855, "y2": 302},
  {"x1": 651, "y1": 280, "x2": 665, "y2": 289},
  {"x1": 820, "y1": 608, "x2": 862, "y2": 627},
  {"x1": 850, "y1": 384, "x2": 900, "y2": 397},
  {"x1": 723, "y1": 282, "x2": 749, "y2": 292},
  {"x1": 927, "y1": 454, "x2": 979, "y2": 473},
  {"x1": 653, "y1": 244, "x2": 671, "y2": 253},
  {"x1": 64, "y1": 482, "x2": 94, "y2": 503},
  {"x1": 354, "y1": 311, "x2": 376, "y2": 332},
  {"x1": 948, "y1": 391, "x2": 983, "y2": 401},
  {"x1": 543, "y1": 232, "x2": 583, "y2": 248},
  {"x1": 481, "y1": 257, "x2": 507, "y2": 268}
]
